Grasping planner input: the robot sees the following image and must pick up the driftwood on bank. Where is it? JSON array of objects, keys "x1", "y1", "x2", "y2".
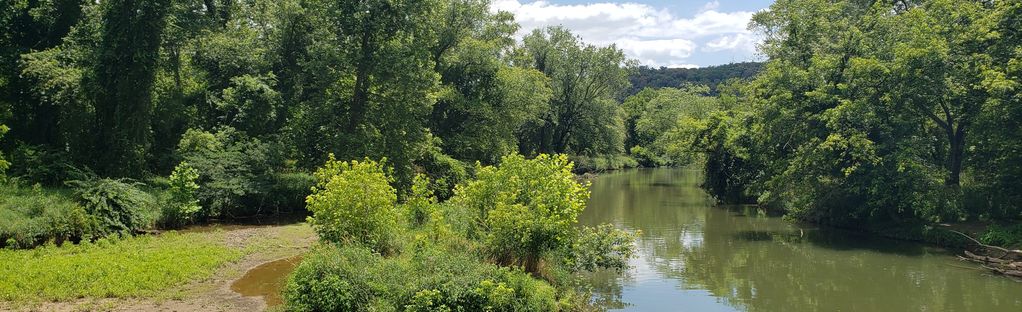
[{"x1": 951, "y1": 230, "x2": 1022, "y2": 279}]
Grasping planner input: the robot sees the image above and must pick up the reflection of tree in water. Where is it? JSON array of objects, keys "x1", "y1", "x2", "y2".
[
  {"x1": 581, "y1": 169, "x2": 1022, "y2": 312},
  {"x1": 679, "y1": 197, "x2": 1022, "y2": 312},
  {"x1": 583, "y1": 269, "x2": 629, "y2": 310}
]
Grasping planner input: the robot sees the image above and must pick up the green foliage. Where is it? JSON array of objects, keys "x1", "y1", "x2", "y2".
[
  {"x1": 404, "y1": 174, "x2": 439, "y2": 227},
  {"x1": 430, "y1": 19, "x2": 553, "y2": 164},
  {"x1": 176, "y1": 128, "x2": 295, "y2": 218},
  {"x1": 7, "y1": 144, "x2": 82, "y2": 186},
  {"x1": 518, "y1": 27, "x2": 632, "y2": 156},
  {"x1": 283, "y1": 244, "x2": 557, "y2": 312},
  {"x1": 165, "y1": 162, "x2": 201, "y2": 227},
  {"x1": 268, "y1": 171, "x2": 316, "y2": 215},
  {"x1": 66, "y1": 177, "x2": 155, "y2": 236},
  {"x1": 684, "y1": 0, "x2": 1022, "y2": 225},
  {"x1": 562, "y1": 224, "x2": 636, "y2": 273},
  {"x1": 969, "y1": 1, "x2": 1022, "y2": 219},
  {"x1": 307, "y1": 156, "x2": 401, "y2": 252},
  {"x1": 627, "y1": 62, "x2": 764, "y2": 95},
  {"x1": 90, "y1": 0, "x2": 170, "y2": 177},
  {"x1": 979, "y1": 224, "x2": 1022, "y2": 248},
  {"x1": 0, "y1": 231, "x2": 242, "y2": 301},
  {"x1": 568, "y1": 154, "x2": 640, "y2": 173},
  {"x1": 209, "y1": 74, "x2": 283, "y2": 136},
  {"x1": 0, "y1": 184, "x2": 92, "y2": 249},
  {"x1": 452, "y1": 154, "x2": 589, "y2": 272},
  {"x1": 0, "y1": 124, "x2": 8, "y2": 179},
  {"x1": 419, "y1": 142, "x2": 469, "y2": 200},
  {"x1": 622, "y1": 86, "x2": 720, "y2": 167}
]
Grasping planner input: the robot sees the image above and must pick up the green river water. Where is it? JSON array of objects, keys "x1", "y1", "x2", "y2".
[{"x1": 578, "y1": 168, "x2": 1022, "y2": 312}]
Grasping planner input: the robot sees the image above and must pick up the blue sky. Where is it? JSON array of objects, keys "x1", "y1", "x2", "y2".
[{"x1": 491, "y1": 0, "x2": 775, "y2": 67}]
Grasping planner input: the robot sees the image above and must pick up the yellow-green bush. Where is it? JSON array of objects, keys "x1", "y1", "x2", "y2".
[
  {"x1": 283, "y1": 244, "x2": 557, "y2": 312},
  {"x1": 452, "y1": 154, "x2": 589, "y2": 272},
  {"x1": 307, "y1": 156, "x2": 401, "y2": 252}
]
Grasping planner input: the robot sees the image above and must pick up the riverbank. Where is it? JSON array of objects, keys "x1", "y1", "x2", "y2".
[{"x1": 0, "y1": 223, "x2": 316, "y2": 312}]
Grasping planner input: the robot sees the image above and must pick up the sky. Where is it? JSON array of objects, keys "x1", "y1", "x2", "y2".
[{"x1": 490, "y1": 0, "x2": 775, "y2": 68}]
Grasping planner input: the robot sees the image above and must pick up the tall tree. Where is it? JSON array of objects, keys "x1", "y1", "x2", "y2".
[
  {"x1": 90, "y1": 0, "x2": 170, "y2": 177},
  {"x1": 289, "y1": 0, "x2": 440, "y2": 188},
  {"x1": 890, "y1": 0, "x2": 991, "y2": 187},
  {"x1": 427, "y1": 3, "x2": 552, "y2": 163},
  {"x1": 519, "y1": 27, "x2": 632, "y2": 156},
  {"x1": 1, "y1": 0, "x2": 88, "y2": 145}
]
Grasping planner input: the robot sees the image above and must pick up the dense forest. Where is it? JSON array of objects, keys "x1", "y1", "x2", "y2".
[
  {"x1": 0, "y1": 0, "x2": 649, "y2": 309},
  {"x1": 687, "y1": 0, "x2": 1022, "y2": 229},
  {"x1": 626, "y1": 62, "x2": 764, "y2": 95},
  {"x1": 1, "y1": 0, "x2": 1021, "y2": 310}
]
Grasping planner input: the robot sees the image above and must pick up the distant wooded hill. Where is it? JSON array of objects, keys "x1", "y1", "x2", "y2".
[{"x1": 627, "y1": 62, "x2": 764, "y2": 95}]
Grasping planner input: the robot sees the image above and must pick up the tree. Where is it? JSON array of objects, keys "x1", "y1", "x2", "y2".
[
  {"x1": 970, "y1": 0, "x2": 1022, "y2": 218},
  {"x1": 1, "y1": 0, "x2": 87, "y2": 144},
  {"x1": 289, "y1": 0, "x2": 440, "y2": 189},
  {"x1": 90, "y1": 0, "x2": 170, "y2": 177},
  {"x1": 518, "y1": 27, "x2": 632, "y2": 156},
  {"x1": 622, "y1": 86, "x2": 720, "y2": 166},
  {"x1": 889, "y1": 0, "x2": 991, "y2": 187}
]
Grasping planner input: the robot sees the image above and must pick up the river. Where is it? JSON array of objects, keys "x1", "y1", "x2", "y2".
[{"x1": 578, "y1": 168, "x2": 1022, "y2": 312}]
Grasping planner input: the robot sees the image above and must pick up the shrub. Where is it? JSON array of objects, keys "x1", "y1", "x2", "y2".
[
  {"x1": 7, "y1": 144, "x2": 83, "y2": 186},
  {"x1": 980, "y1": 224, "x2": 1022, "y2": 248},
  {"x1": 453, "y1": 154, "x2": 589, "y2": 272},
  {"x1": 0, "y1": 184, "x2": 93, "y2": 249},
  {"x1": 267, "y1": 172, "x2": 315, "y2": 214},
  {"x1": 0, "y1": 124, "x2": 8, "y2": 180},
  {"x1": 404, "y1": 174, "x2": 438, "y2": 227},
  {"x1": 164, "y1": 162, "x2": 202, "y2": 227},
  {"x1": 561, "y1": 224, "x2": 636, "y2": 273},
  {"x1": 67, "y1": 178, "x2": 155, "y2": 236},
  {"x1": 307, "y1": 156, "x2": 401, "y2": 251},
  {"x1": 177, "y1": 128, "x2": 291, "y2": 218},
  {"x1": 283, "y1": 245, "x2": 557, "y2": 312},
  {"x1": 419, "y1": 148, "x2": 468, "y2": 200},
  {"x1": 569, "y1": 154, "x2": 640, "y2": 173}
]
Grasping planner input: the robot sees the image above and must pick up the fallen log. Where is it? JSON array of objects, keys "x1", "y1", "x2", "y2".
[
  {"x1": 964, "y1": 250, "x2": 1014, "y2": 265},
  {"x1": 949, "y1": 230, "x2": 1022, "y2": 279},
  {"x1": 949, "y1": 230, "x2": 1022, "y2": 260}
]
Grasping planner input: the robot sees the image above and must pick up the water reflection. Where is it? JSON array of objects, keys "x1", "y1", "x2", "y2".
[{"x1": 580, "y1": 168, "x2": 1022, "y2": 312}]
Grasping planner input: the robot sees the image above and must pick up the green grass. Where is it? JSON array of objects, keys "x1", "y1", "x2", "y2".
[
  {"x1": 0, "y1": 184, "x2": 90, "y2": 249},
  {"x1": 0, "y1": 231, "x2": 243, "y2": 301}
]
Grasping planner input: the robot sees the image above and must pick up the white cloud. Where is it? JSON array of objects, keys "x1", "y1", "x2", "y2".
[
  {"x1": 703, "y1": 33, "x2": 759, "y2": 53},
  {"x1": 490, "y1": 0, "x2": 762, "y2": 67},
  {"x1": 699, "y1": 1, "x2": 720, "y2": 13}
]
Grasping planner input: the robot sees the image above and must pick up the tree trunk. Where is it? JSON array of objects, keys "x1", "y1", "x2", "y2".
[
  {"x1": 946, "y1": 124, "x2": 965, "y2": 187},
  {"x1": 348, "y1": 30, "x2": 374, "y2": 134}
]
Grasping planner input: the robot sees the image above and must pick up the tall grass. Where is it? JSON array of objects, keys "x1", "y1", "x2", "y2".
[{"x1": 0, "y1": 184, "x2": 91, "y2": 248}]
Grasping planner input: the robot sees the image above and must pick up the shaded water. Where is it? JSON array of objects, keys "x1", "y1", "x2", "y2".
[
  {"x1": 579, "y1": 168, "x2": 1022, "y2": 312},
  {"x1": 230, "y1": 255, "x2": 302, "y2": 307}
]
